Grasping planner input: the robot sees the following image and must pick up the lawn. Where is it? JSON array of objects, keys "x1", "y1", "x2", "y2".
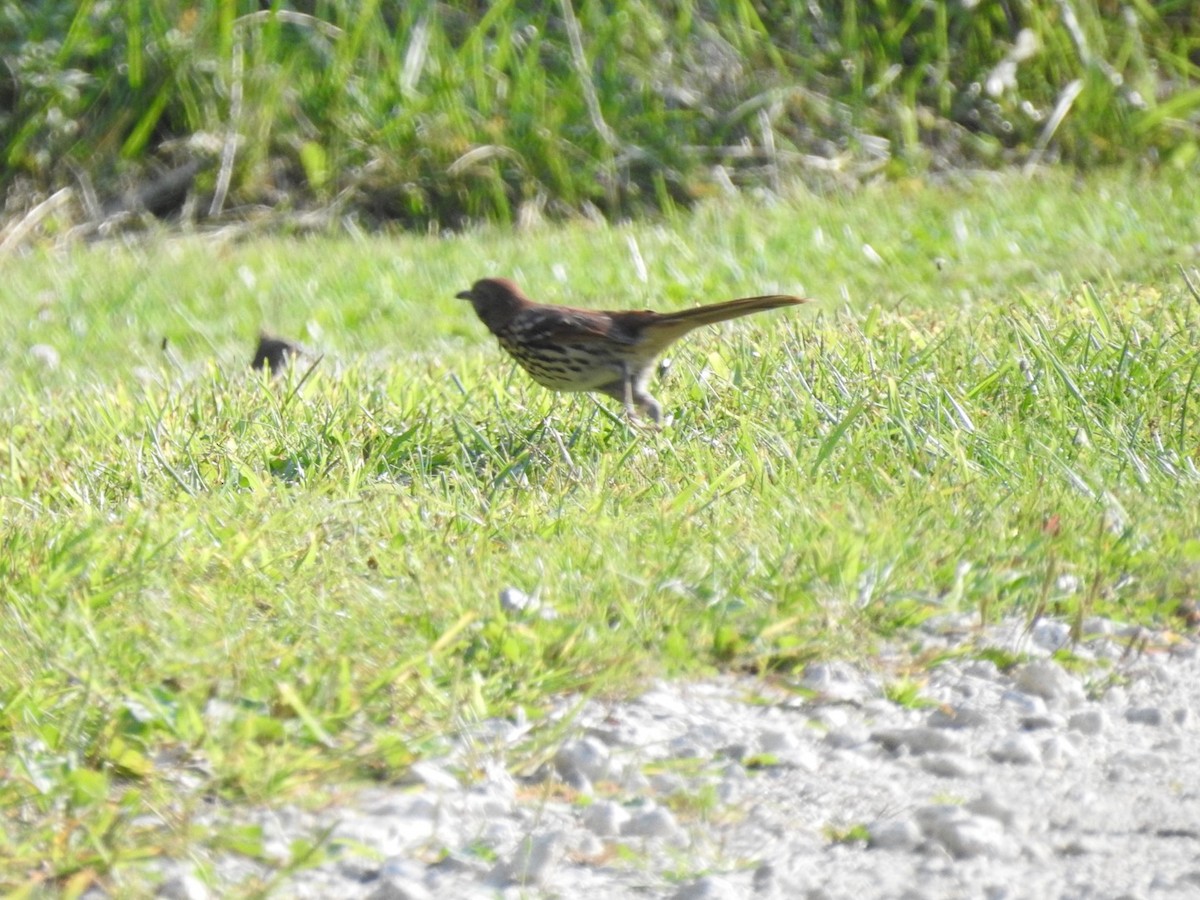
[{"x1": 2, "y1": 168, "x2": 1199, "y2": 892}]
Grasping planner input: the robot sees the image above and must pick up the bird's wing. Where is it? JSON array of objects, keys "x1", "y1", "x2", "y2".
[{"x1": 518, "y1": 309, "x2": 644, "y2": 346}]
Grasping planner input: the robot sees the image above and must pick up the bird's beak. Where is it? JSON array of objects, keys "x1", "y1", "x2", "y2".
[{"x1": 455, "y1": 289, "x2": 473, "y2": 301}]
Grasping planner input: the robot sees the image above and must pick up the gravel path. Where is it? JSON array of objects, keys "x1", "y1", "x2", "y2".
[{"x1": 152, "y1": 616, "x2": 1200, "y2": 899}]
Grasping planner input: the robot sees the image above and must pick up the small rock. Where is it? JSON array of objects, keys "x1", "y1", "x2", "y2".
[
  {"x1": 481, "y1": 819, "x2": 516, "y2": 848},
  {"x1": 651, "y1": 772, "x2": 687, "y2": 796},
  {"x1": 989, "y1": 733, "x2": 1042, "y2": 765},
  {"x1": 500, "y1": 586, "x2": 537, "y2": 615},
  {"x1": 1125, "y1": 706, "x2": 1165, "y2": 727},
  {"x1": 1055, "y1": 574, "x2": 1082, "y2": 595},
  {"x1": 920, "y1": 753, "x2": 978, "y2": 778},
  {"x1": 365, "y1": 876, "x2": 432, "y2": 900},
  {"x1": 715, "y1": 763, "x2": 744, "y2": 801},
  {"x1": 673, "y1": 875, "x2": 740, "y2": 900},
  {"x1": 428, "y1": 851, "x2": 490, "y2": 877},
  {"x1": 812, "y1": 707, "x2": 849, "y2": 729},
  {"x1": 668, "y1": 737, "x2": 707, "y2": 759},
  {"x1": 756, "y1": 728, "x2": 820, "y2": 770},
  {"x1": 1000, "y1": 690, "x2": 1048, "y2": 716},
  {"x1": 758, "y1": 728, "x2": 800, "y2": 754},
  {"x1": 823, "y1": 725, "x2": 871, "y2": 749},
  {"x1": 717, "y1": 772, "x2": 745, "y2": 805},
  {"x1": 582, "y1": 801, "x2": 629, "y2": 838},
  {"x1": 157, "y1": 874, "x2": 210, "y2": 900},
  {"x1": 1082, "y1": 617, "x2": 1117, "y2": 636},
  {"x1": 28, "y1": 344, "x2": 60, "y2": 369},
  {"x1": 621, "y1": 766, "x2": 651, "y2": 793},
  {"x1": 1068, "y1": 709, "x2": 1107, "y2": 735},
  {"x1": 868, "y1": 817, "x2": 922, "y2": 850},
  {"x1": 752, "y1": 863, "x2": 776, "y2": 894},
  {"x1": 1041, "y1": 734, "x2": 1079, "y2": 766},
  {"x1": 1108, "y1": 749, "x2": 1166, "y2": 776},
  {"x1": 490, "y1": 831, "x2": 563, "y2": 886},
  {"x1": 927, "y1": 705, "x2": 989, "y2": 729},
  {"x1": 966, "y1": 792, "x2": 1016, "y2": 826},
  {"x1": 407, "y1": 761, "x2": 460, "y2": 792},
  {"x1": 1015, "y1": 661, "x2": 1083, "y2": 703},
  {"x1": 916, "y1": 807, "x2": 1013, "y2": 859},
  {"x1": 554, "y1": 737, "x2": 611, "y2": 784},
  {"x1": 622, "y1": 805, "x2": 680, "y2": 840},
  {"x1": 801, "y1": 662, "x2": 873, "y2": 701},
  {"x1": 1021, "y1": 713, "x2": 1065, "y2": 731},
  {"x1": 337, "y1": 855, "x2": 383, "y2": 883},
  {"x1": 718, "y1": 742, "x2": 749, "y2": 762},
  {"x1": 1056, "y1": 838, "x2": 1093, "y2": 857},
  {"x1": 574, "y1": 832, "x2": 604, "y2": 857},
  {"x1": 871, "y1": 727, "x2": 962, "y2": 756},
  {"x1": 1031, "y1": 620, "x2": 1072, "y2": 652},
  {"x1": 379, "y1": 859, "x2": 430, "y2": 881},
  {"x1": 962, "y1": 659, "x2": 1003, "y2": 681}
]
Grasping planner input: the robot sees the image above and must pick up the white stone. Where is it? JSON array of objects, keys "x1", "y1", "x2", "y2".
[
  {"x1": 916, "y1": 807, "x2": 1013, "y2": 859},
  {"x1": 1040, "y1": 734, "x2": 1079, "y2": 766},
  {"x1": 759, "y1": 728, "x2": 801, "y2": 753},
  {"x1": 408, "y1": 762, "x2": 460, "y2": 792},
  {"x1": 962, "y1": 659, "x2": 1003, "y2": 681},
  {"x1": 499, "y1": 586, "x2": 537, "y2": 615},
  {"x1": 966, "y1": 792, "x2": 1016, "y2": 826},
  {"x1": 1000, "y1": 690, "x2": 1048, "y2": 716},
  {"x1": 554, "y1": 737, "x2": 611, "y2": 782},
  {"x1": 1020, "y1": 713, "x2": 1065, "y2": 731},
  {"x1": 812, "y1": 707, "x2": 850, "y2": 729},
  {"x1": 920, "y1": 753, "x2": 979, "y2": 778},
  {"x1": 1031, "y1": 620, "x2": 1072, "y2": 652},
  {"x1": 1125, "y1": 706, "x2": 1165, "y2": 727},
  {"x1": 868, "y1": 817, "x2": 922, "y2": 850},
  {"x1": 490, "y1": 831, "x2": 563, "y2": 886},
  {"x1": 672, "y1": 875, "x2": 740, "y2": 900},
  {"x1": 28, "y1": 343, "x2": 60, "y2": 368},
  {"x1": 1015, "y1": 661, "x2": 1083, "y2": 703},
  {"x1": 1081, "y1": 616, "x2": 1117, "y2": 636},
  {"x1": 823, "y1": 725, "x2": 871, "y2": 749},
  {"x1": 927, "y1": 705, "x2": 990, "y2": 729},
  {"x1": 871, "y1": 727, "x2": 962, "y2": 755},
  {"x1": 157, "y1": 874, "x2": 211, "y2": 900},
  {"x1": 365, "y1": 876, "x2": 433, "y2": 900},
  {"x1": 801, "y1": 662, "x2": 874, "y2": 701},
  {"x1": 1108, "y1": 749, "x2": 1165, "y2": 774},
  {"x1": 989, "y1": 734, "x2": 1042, "y2": 766},
  {"x1": 622, "y1": 806, "x2": 680, "y2": 839},
  {"x1": 574, "y1": 832, "x2": 604, "y2": 857},
  {"x1": 650, "y1": 772, "x2": 687, "y2": 796},
  {"x1": 1068, "y1": 709, "x2": 1107, "y2": 735}
]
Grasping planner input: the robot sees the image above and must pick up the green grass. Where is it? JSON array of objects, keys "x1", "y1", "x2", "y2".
[
  {"x1": 5, "y1": 1, "x2": 1200, "y2": 224},
  {"x1": 3, "y1": 167, "x2": 1200, "y2": 893}
]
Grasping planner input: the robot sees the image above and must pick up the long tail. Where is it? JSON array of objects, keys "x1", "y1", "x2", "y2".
[
  {"x1": 627, "y1": 293, "x2": 807, "y2": 355},
  {"x1": 655, "y1": 294, "x2": 809, "y2": 329}
]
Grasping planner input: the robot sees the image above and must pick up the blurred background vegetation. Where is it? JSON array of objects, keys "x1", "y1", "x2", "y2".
[{"x1": 3, "y1": 0, "x2": 1199, "y2": 231}]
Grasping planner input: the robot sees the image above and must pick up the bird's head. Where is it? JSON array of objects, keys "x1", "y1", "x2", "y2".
[{"x1": 455, "y1": 278, "x2": 530, "y2": 332}]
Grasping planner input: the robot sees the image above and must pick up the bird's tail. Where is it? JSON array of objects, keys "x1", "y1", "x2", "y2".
[{"x1": 653, "y1": 294, "x2": 809, "y2": 332}]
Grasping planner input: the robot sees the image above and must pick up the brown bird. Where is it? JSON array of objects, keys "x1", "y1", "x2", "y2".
[{"x1": 456, "y1": 278, "x2": 809, "y2": 423}]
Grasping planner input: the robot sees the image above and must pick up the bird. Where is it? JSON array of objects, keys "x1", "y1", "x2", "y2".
[
  {"x1": 251, "y1": 332, "x2": 303, "y2": 375},
  {"x1": 455, "y1": 277, "x2": 809, "y2": 423}
]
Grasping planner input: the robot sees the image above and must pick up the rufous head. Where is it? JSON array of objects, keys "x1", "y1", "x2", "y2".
[{"x1": 456, "y1": 278, "x2": 530, "y2": 331}]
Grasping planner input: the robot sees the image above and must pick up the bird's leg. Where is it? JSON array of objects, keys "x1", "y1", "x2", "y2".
[
  {"x1": 599, "y1": 366, "x2": 661, "y2": 426},
  {"x1": 632, "y1": 389, "x2": 663, "y2": 425},
  {"x1": 628, "y1": 366, "x2": 664, "y2": 426},
  {"x1": 620, "y1": 362, "x2": 635, "y2": 417}
]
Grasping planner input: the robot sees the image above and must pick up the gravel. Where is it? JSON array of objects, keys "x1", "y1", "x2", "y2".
[{"x1": 137, "y1": 616, "x2": 1200, "y2": 899}]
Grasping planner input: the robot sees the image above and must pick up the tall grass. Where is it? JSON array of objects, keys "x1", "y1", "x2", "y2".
[{"x1": 3, "y1": 1, "x2": 1199, "y2": 228}]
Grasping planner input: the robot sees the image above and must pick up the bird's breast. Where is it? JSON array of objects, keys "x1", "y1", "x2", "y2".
[{"x1": 496, "y1": 334, "x2": 627, "y2": 391}]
